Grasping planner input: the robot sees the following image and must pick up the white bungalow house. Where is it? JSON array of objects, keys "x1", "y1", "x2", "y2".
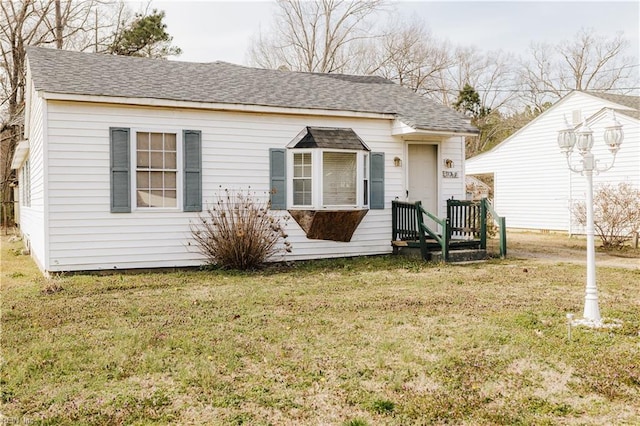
[
  {"x1": 11, "y1": 47, "x2": 477, "y2": 273},
  {"x1": 466, "y1": 91, "x2": 639, "y2": 234}
]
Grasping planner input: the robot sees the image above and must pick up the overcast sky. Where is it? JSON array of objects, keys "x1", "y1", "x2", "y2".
[{"x1": 154, "y1": 0, "x2": 639, "y2": 68}]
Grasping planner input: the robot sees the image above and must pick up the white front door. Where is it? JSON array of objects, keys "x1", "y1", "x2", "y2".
[{"x1": 408, "y1": 143, "x2": 438, "y2": 228}]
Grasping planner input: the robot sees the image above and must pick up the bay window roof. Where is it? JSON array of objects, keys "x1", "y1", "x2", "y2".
[{"x1": 287, "y1": 127, "x2": 370, "y2": 151}]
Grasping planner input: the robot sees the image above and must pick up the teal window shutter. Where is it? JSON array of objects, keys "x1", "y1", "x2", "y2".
[
  {"x1": 110, "y1": 127, "x2": 130, "y2": 213},
  {"x1": 269, "y1": 148, "x2": 286, "y2": 209},
  {"x1": 370, "y1": 152, "x2": 385, "y2": 209},
  {"x1": 183, "y1": 130, "x2": 202, "y2": 212}
]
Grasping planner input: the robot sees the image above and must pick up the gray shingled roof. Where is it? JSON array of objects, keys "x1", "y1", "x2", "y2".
[
  {"x1": 26, "y1": 46, "x2": 477, "y2": 134},
  {"x1": 585, "y1": 91, "x2": 640, "y2": 110},
  {"x1": 613, "y1": 108, "x2": 640, "y2": 120},
  {"x1": 290, "y1": 127, "x2": 369, "y2": 150}
]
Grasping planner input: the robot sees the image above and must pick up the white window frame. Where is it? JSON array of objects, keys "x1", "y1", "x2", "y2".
[
  {"x1": 288, "y1": 149, "x2": 368, "y2": 210},
  {"x1": 130, "y1": 129, "x2": 183, "y2": 211},
  {"x1": 292, "y1": 150, "x2": 313, "y2": 207},
  {"x1": 21, "y1": 159, "x2": 31, "y2": 207}
]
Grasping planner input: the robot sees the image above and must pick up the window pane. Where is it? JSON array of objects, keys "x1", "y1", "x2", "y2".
[
  {"x1": 165, "y1": 133, "x2": 177, "y2": 151},
  {"x1": 150, "y1": 133, "x2": 163, "y2": 150},
  {"x1": 137, "y1": 151, "x2": 149, "y2": 167},
  {"x1": 165, "y1": 151, "x2": 177, "y2": 169},
  {"x1": 293, "y1": 179, "x2": 312, "y2": 205},
  {"x1": 149, "y1": 190, "x2": 164, "y2": 208},
  {"x1": 164, "y1": 190, "x2": 177, "y2": 207},
  {"x1": 323, "y1": 152, "x2": 356, "y2": 205},
  {"x1": 165, "y1": 172, "x2": 176, "y2": 189},
  {"x1": 150, "y1": 171, "x2": 163, "y2": 188},
  {"x1": 149, "y1": 152, "x2": 163, "y2": 168},
  {"x1": 294, "y1": 152, "x2": 311, "y2": 178},
  {"x1": 137, "y1": 171, "x2": 149, "y2": 189},
  {"x1": 137, "y1": 190, "x2": 150, "y2": 207},
  {"x1": 137, "y1": 132, "x2": 149, "y2": 150}
]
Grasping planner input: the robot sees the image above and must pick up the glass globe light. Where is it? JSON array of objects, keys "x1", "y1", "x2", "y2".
[
  {"x1": 603, "y1": 111, "x2": 624, "y2": 154},
  {"x1": 575, "y1": 120, "x2": 594, "y2": 154},
  {"x1": 557, "y1": 116, "x2": 576, "y2": 154}
]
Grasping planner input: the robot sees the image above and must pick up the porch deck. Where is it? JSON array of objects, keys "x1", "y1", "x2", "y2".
[{"x1": 391, "y1": 199, "x2": 506, "y2": 262}]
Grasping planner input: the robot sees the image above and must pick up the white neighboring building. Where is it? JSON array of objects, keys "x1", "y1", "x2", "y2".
[
  {"x1": 466, "y1": 91, "x2": 639, "y2": 233},
  {"x1": 11, "y1": 47, "x2": 476, "y2": 273}
]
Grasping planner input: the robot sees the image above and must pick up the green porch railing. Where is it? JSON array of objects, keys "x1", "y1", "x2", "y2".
[
  {"x1": 416, "y1": 201, "x2": 450, "y2": 261},
  {"x1": 482, "y1": 198, "x2": 507, "y2": 258},
  {"x1": 391, "y1": 198, "x2": 506, "y2": 261},
  {"x1": 446, "y1": 198, "x2": 507, "y2": 259}
]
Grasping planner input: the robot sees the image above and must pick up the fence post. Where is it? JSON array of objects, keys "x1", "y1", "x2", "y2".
[
  {"x1": 391, "y1": 200, "x2": 398, "y2": 242},
  {"x1": 443, "y1": 218, "x2": 450, "y2": 261},
  {"x1": 499, "y1": 217, "x2": 507, "y2": 258},
  {"x1": 480, "y1": 198, "x2": 487, "y2": 250}
]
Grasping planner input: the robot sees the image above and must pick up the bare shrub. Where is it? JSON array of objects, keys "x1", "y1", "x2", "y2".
[
  {"x1": 573, "y1": 183, "x2": 640, "y2": 249},
  {"x1": 190, "y1": 189, "x2": 291, "y2": 270}
]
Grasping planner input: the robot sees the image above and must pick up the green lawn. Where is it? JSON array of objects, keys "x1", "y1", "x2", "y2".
[{"x1": 1, "y1": 236, "x2": 639, "y2": 425}]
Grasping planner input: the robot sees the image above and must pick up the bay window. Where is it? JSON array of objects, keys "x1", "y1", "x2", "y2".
[{"x1": 269, "y1": 126, "x2": 384, "y2": 212}]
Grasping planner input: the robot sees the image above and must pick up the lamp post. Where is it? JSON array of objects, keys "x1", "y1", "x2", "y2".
[{"x1": 557, "y1": 111, "x2": 624, "y2": 326}]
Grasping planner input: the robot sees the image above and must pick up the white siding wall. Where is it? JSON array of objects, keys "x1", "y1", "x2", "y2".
[
  {"x1": 19, "y1": 83, "x2": 47, "y2": 270},
  {"x1": 466, "y1": 92, "x2": 639, "y2": 232},
  {"x1": 568, "y1": 112, "x2": 640, "y2": 234},
  {"x1": 441, "y1": 135, "x2": 466, "y2": 214},
  {"x1": 45, "y1": 101, "x2": 430, "y2": 271}
]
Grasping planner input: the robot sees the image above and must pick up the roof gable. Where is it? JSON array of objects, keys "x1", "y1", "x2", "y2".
[
  {"x1": 288, "y1": 127, "x2": 370, "y2": 150},
  {"x1": 26, "y1": 47, "x2": 477, "y2": 135},
  {"x1": 467, "y1": 90, "x2": 639, "y2": 163}
]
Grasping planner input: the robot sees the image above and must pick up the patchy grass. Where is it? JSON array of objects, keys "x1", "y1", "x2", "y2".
[{"x1": 1, "y1": 235, "x2": 639, "y2": 425}]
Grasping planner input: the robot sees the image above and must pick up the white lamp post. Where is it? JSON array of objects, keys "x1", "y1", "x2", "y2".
[{"x1": 557, "y1": 111, "x2": 624, "y2": 326}]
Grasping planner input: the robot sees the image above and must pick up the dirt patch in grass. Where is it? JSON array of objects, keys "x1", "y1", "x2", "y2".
[{"x1": 498, "y1": 230, "x2": 639, "y2": 270}]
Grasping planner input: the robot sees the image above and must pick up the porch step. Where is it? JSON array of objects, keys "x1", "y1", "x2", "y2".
[
  {"x1": 391, "y1": 239, "x2": 482, "y2": 251},
  {"x1": 392, "y1": 240, "x2": 488, "y2": 263},
  {"x1": 429, "y1": 249, "x2": 488, "y2": 263}
]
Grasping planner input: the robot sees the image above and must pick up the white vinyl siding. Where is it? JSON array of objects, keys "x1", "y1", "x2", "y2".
[
  {"x1": 466, "y1": 92, "x2": 640, "y2": 233},
  {"x1": 40, "y1": 100, "x2": 465, "y2": 272},
  {"x1": 18, "y1": 77, "x2": 47, "y2": 271}
]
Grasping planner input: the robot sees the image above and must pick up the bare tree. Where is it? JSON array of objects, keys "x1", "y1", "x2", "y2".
[
  {"x1": 519, "y1": 28, "x2": 637, "y2": 108},
  {"x1": 0, "y1": 0, "x2": 131, "y2": 226},
  {"x1": 0, "y1": 0, "x2": 53, "y2": 226},
  {"x1": 248, "y1": 0, "x2": 384, "y2": 73},
  {"x1": 443, "y1": 47, "x2": 517, "y2": 111},
  {"x1": 573, "y1": 183, "x2": 640, "y2": 249},
  {"x1": 363, "y1": 17, "x2": 453, "y2": 100}
]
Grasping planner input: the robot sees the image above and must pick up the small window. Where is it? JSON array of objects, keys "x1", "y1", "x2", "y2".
[
  {"x1": 135, "y1": 132, "x2": 177, "y2": 208},
  {"x1": 293, "y1": 152, "x2": 312, "y2": 206},
  {"x1": 21, "y1": 159, "x2": 31, "y2": 207}
]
